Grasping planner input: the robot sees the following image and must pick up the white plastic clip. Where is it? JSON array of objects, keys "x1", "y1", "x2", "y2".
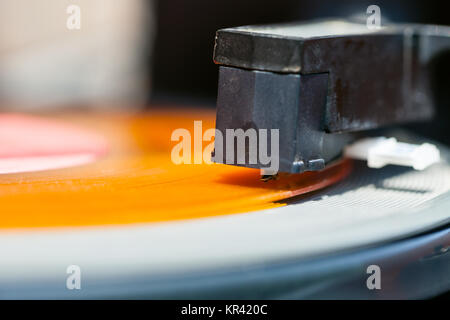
[{"x1": 344, "y1": 137, "x2": 440, "y2": 170}]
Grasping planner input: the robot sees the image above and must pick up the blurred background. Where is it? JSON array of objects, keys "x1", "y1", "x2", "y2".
[
  {"x1": 0, "y1": 0, "x2": 153, "y2": 110},
  {"x1": 0, "y1": 0, "x2": 448, "y2": 126}
]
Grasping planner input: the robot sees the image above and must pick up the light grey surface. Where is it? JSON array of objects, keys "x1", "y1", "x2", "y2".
[{"x1": 232, "y1": 20, "x2": 382, "y2": 38}]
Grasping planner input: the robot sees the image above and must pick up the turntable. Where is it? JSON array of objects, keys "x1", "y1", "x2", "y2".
[{"x1": 0, "y1": 19, "x2": 449, "y2": 300}]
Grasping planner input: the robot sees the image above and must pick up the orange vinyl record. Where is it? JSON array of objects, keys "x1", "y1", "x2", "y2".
[{"x1": 0, "y1": 108, "x2": 351, "y2": 229}]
